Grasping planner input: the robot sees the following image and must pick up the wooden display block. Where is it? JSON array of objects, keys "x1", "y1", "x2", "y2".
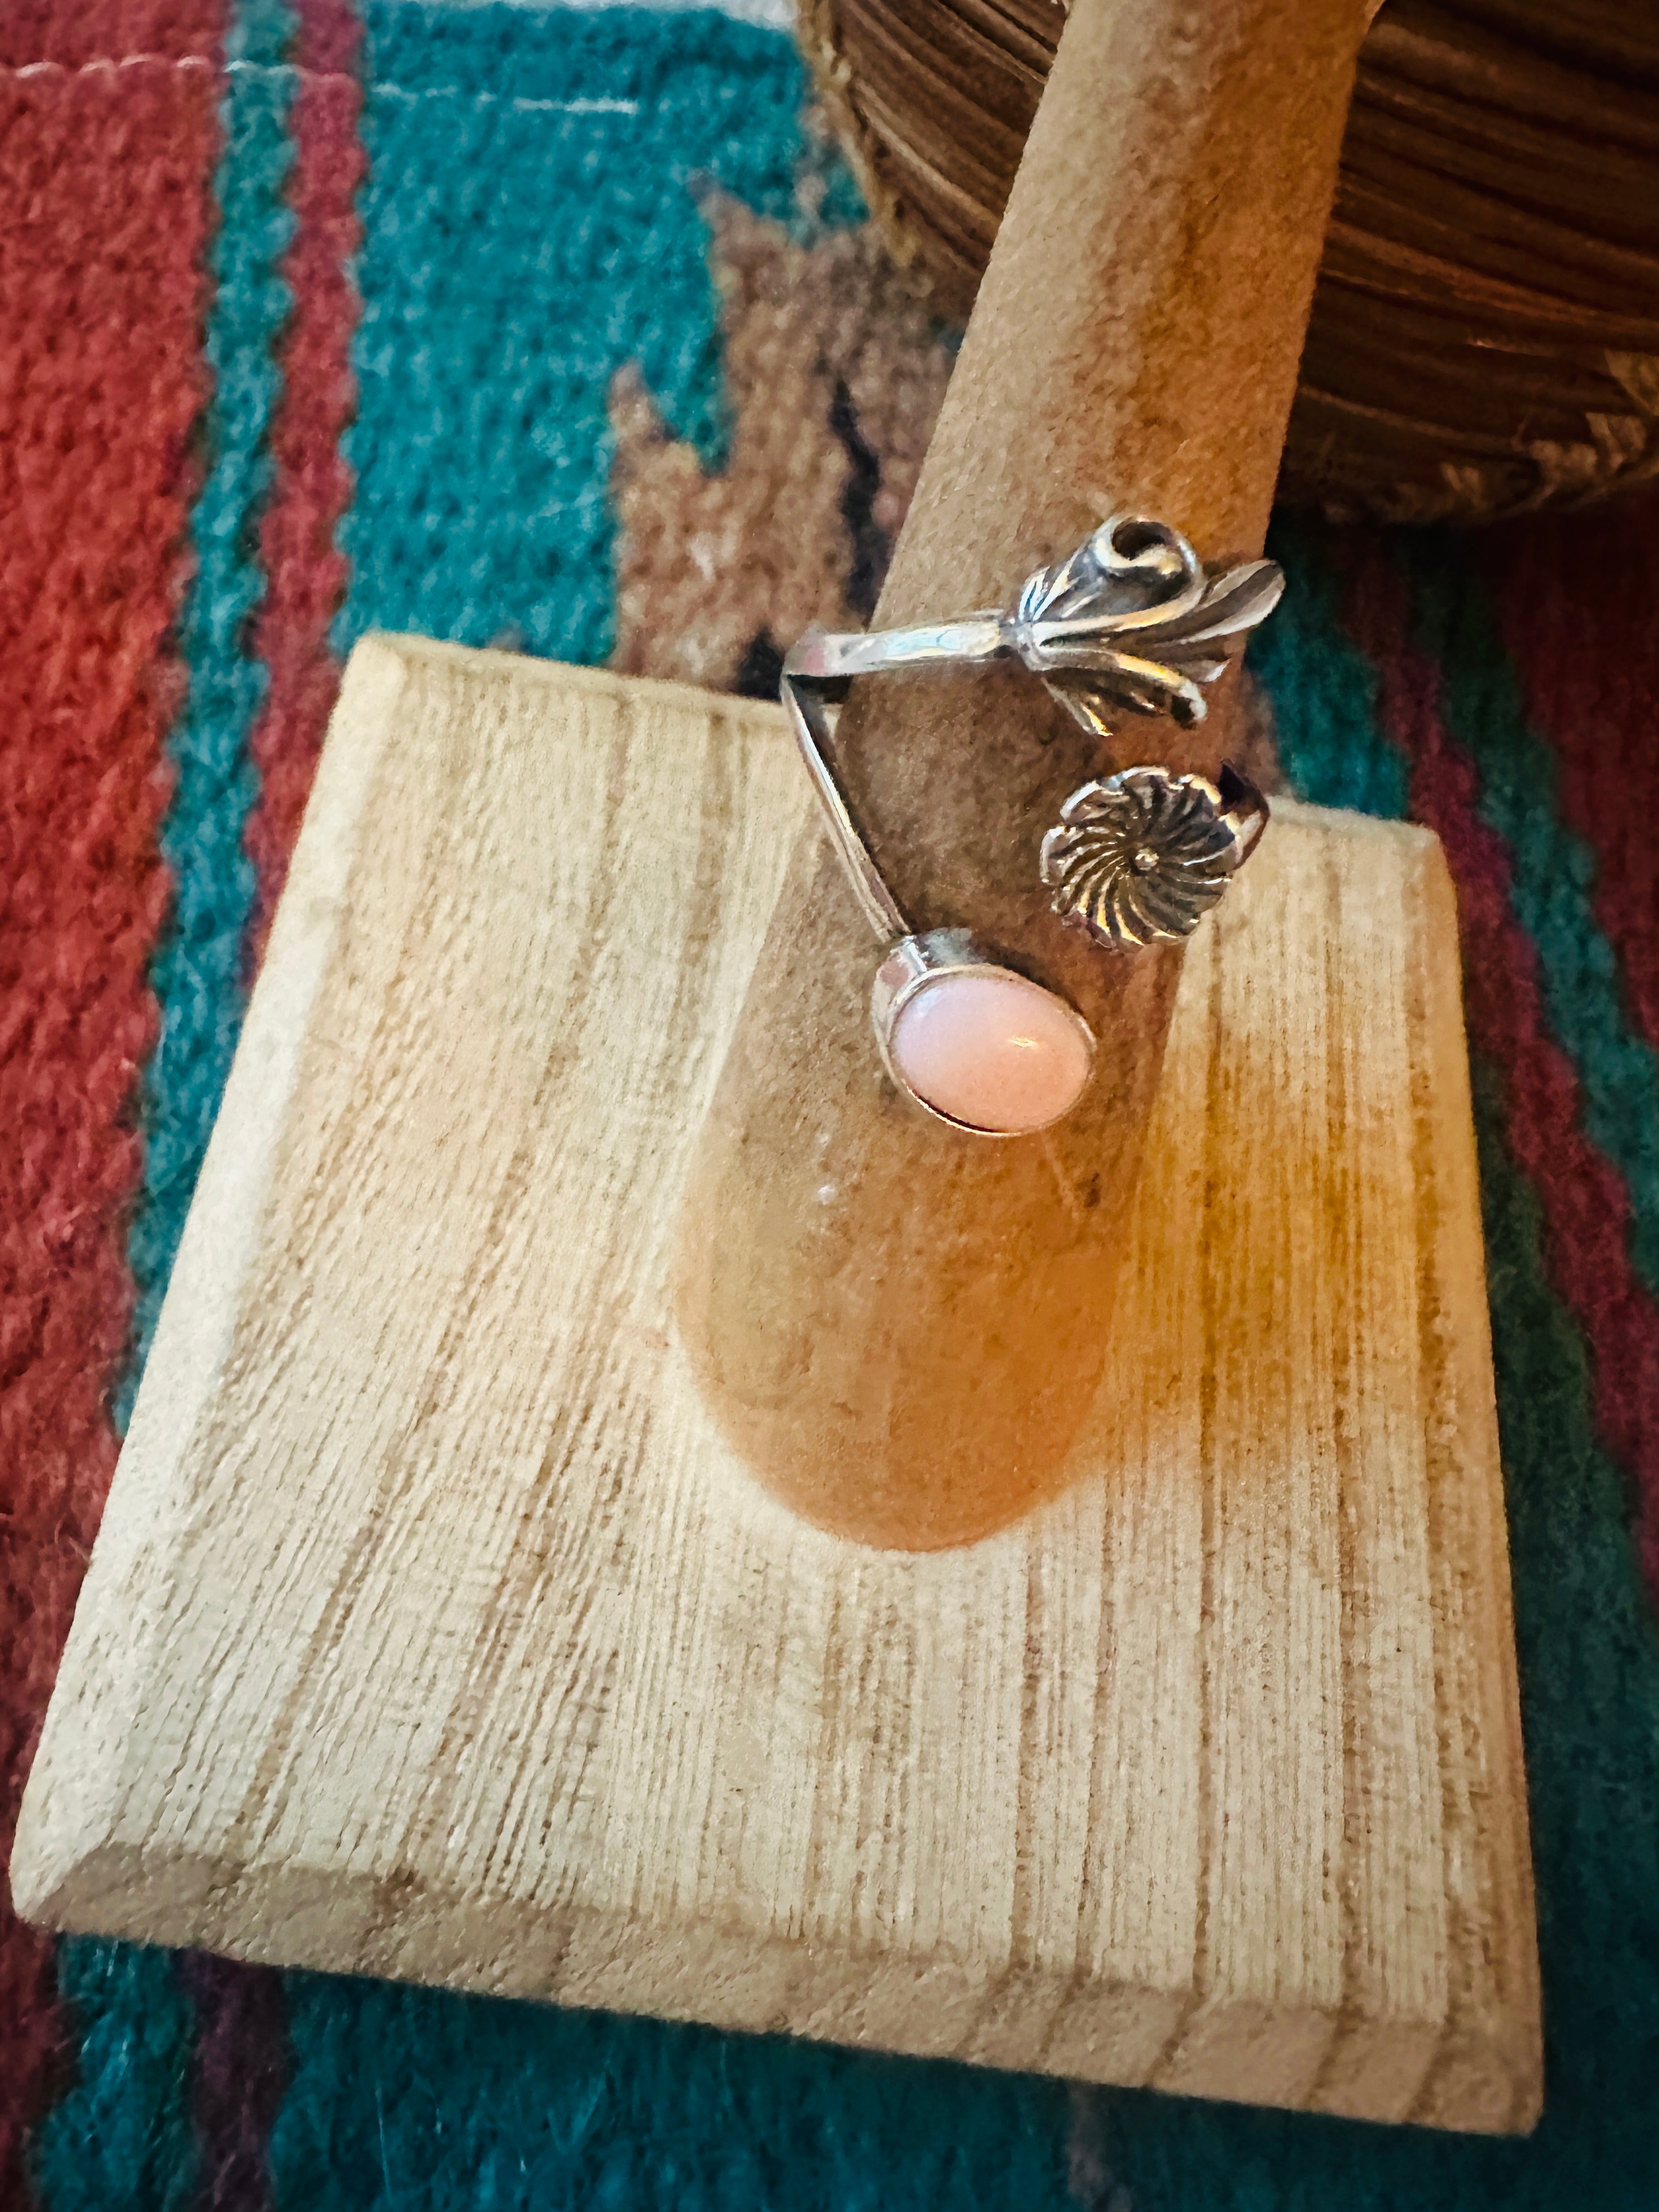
[{"x1": 12, "y1": 636, "x2": 1541, "y2": 2132}]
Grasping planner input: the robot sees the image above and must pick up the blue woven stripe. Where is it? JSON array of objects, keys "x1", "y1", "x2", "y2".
[{"x1": 120, "y1": 46, "x2": 296, "y2": 1414}]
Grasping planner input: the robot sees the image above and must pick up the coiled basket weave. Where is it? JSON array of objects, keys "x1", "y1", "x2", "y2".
[{"x1": 802, "y1": 0, "x2": 1659, "y2": 520}]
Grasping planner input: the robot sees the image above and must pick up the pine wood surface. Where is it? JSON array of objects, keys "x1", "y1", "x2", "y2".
[
  {"x1": 803, "y1": 0, "x2": 1659, "y2": 519},
  {"x1": 678, "y1": 0, "x2": 1369, "y2": 1548},
  {"x1": 13, "y1": 637, "x2": 1541, "y2": 2132}
]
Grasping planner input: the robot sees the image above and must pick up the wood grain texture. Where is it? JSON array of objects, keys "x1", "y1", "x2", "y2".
[
  {"x1": 12, "y1": 638, "x2": 1541, "y2": 2131},
  {"x1": 678, "y1": 0, "x2": 1371, "y2": 1547}
]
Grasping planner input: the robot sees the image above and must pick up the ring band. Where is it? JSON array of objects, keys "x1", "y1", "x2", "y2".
[{"x1": 781, "y1": 512, "x2": 1283, "y2": 1137}]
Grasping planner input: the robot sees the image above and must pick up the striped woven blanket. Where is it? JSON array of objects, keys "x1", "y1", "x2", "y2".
[{"x1": 3, "y1": 3, "x2": 1658, "y2": 2205}]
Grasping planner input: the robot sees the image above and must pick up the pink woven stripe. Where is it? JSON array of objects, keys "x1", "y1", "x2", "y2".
[{"x1": 295, "y1": 0, "x2": 360, "y2": 75}]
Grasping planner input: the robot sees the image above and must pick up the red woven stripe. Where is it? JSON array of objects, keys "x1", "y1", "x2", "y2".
[
  {"x1": 1482, "y1": 505, "x2": 1659, "y2": 1060},
  {"x1": 244, "y1": 40, "x2": 364, "y2": 960},
  {"x1": 0, "y1": 54, "x2": 219, "y2": 2200},
  {"x1": 1340, "y1": 535, "x2": 1659, "y2": 1599},
  {"x1": 0, "y1": 4, "x2": 223, "y2": 68}
]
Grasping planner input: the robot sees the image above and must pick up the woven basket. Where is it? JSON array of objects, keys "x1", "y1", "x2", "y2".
[{"x1": 802, "y1": 0, "x2": 1659, "y2": 521}]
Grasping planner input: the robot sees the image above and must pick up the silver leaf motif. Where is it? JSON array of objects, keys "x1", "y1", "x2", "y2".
[
  {"x1": 1008, "y1": 512, "x2": 1283, "y2": 737},
  {"x1": 1039, "y1": 768, "x2": 1244, "y2": 947}
]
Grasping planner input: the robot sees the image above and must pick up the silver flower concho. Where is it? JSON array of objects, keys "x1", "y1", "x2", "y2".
[
  {"x1": 1013, "y1": 514, "x2": 1280, "y2": 948},
  {"x1": 1040, "y1": 764, "x2": 1266, "y2": 948}
]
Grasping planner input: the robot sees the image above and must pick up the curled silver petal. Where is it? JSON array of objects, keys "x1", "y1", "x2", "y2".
[
  {"x1": 1040, "y1": 768, "x2": 1243, "y2": 947},
  {"x1": 1013, "y1": 514, "x2": 1285, "y2": 737}
]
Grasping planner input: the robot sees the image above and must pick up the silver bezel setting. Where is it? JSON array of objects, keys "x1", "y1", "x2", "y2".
[{"x1": 870, "y1": 927, "x2": 1098, "y2": 1138}]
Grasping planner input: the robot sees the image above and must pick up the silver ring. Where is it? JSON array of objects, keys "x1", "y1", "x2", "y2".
[{"x1": 782, "y1": 512, "x2": 1282, "y2": 1138}]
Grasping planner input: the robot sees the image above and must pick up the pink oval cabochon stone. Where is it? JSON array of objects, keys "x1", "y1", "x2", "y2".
[{"x1": 890, "y1": 971, "x2": 1093, "y2": 1135}]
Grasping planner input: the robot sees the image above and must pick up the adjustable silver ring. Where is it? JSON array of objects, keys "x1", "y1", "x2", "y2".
[{"x1": 783, "y1": 511, "x2": 1282, "y2": 1138}]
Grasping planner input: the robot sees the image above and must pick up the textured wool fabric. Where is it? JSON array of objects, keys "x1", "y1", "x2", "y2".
[
  {"x1": 0, "y1": 1, "x2": 225, "y2": 67},
  {"x1": 4, "y1": 3, "x2": 1659, "y2": 2208},
  {"x1": 333, "y1": 2, "x2": 821, "y2": 667},
  {"x1": 1401, "y1": 539, "x2": 1659, "y2": 1325},
  {"x1": 242, "y1": 10, "x2": 362, "y2": 955},
  {"x1": 1338, "y1": 531, "x2": 1659, "y2": 1602},
  {"x1": 1489, "y1": 510, "x2": 1659, "y2": 1090},
  {"x1": 0, "y1": 43, "x2": 222, "y2": 2203},
  {"x1": 267, "y1": 1972, "x2": 1073, "y2": 2209},
  {"x1": 30, "y1": 1943, "x2": 198, "y2": 2212},
  {"x1": 119, "y1": 21, "x2": 296, "y2": 1412},
  {"x1": 174, "y1": 1954, "x2": 286, "y2": 2212},
  {"x1": 610, "y1": 192, "x2": 950, "y2": 689}
]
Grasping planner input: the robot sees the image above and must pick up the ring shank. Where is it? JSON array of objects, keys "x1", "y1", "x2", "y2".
[{"x1": 784, "y1": 617, "x2": 1010, "y2": 689}]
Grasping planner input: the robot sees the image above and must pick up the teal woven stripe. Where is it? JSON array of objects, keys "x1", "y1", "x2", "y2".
[
  {"x1": 269, "y1": 1970, "x2": 1073, "y2": 2211},
  {"x1": 228, "y1": 0, "x2": 299, "y2": 66},
  {"x1": 1250, "y1": 515, "x2": 1409, "y2": 821},
  {"x1": 1400, "y1": 534, "x2": 1659, "y2": 1300},
  {"x1": 121, "y1": 44, "x2": 297, "y2": 1413},
  {"x1": 335, "y1": 2, "x2": 823, "y2": 662},
  {"x1": 30, "y1": 1942, "x2": 198, "y2": 2212}
]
